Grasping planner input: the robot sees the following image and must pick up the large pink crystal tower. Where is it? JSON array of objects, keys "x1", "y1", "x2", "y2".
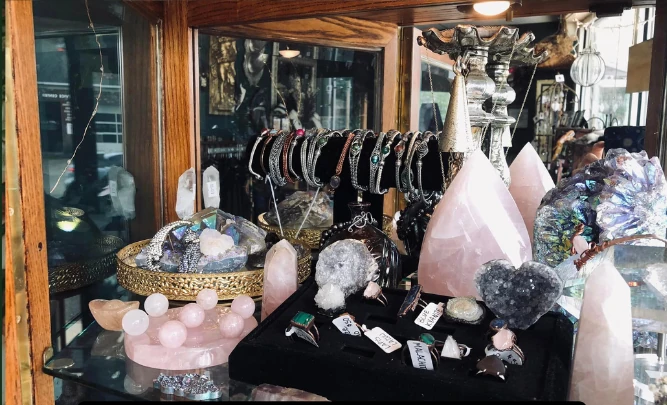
[
  {"x1": 418, "y1": 150, "x2": 531, "y2": 298},
  {"x1": 262, "y1": 239, "x2": 298, "y2": 320},
  {"x1": 569, "y1": 261, "x2": 633, "y2": 405},
  {"x1": 509, "y1": 143, "x2": 555, "y2": 244}
]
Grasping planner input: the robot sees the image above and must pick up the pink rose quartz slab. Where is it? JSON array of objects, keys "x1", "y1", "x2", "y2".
[
  {"x1": 569, "y1": 261, "x2": 633, "y2": 405},
  {"x1": 262, "y1": 239, "x2": 298, "y2": 320},
  {"x1": 124, "y1": 305, "x2": 256, "y2": 370},
  {"x1": 418, "y1": 150, "x2": 532, "y2": 299},
  {"x1": 509, "y1": 143, "x2": 555, "y2": 245},
  {"x1": 251, "y1": 384, "x2": 329, "y2": 401}
]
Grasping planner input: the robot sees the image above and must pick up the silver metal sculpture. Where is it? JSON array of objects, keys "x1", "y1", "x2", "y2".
[{"x1": 145, "y1": 221, "x2": 193, "y2": 271}]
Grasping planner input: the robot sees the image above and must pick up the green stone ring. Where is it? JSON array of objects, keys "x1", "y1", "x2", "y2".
[{"x1": 287, "y1": 311, "x2": 320, "y2": 347}]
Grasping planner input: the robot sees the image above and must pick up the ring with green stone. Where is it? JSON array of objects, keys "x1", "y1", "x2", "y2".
[{"x1": 285, "y1": 311, "x2": 320, "y2": 347}]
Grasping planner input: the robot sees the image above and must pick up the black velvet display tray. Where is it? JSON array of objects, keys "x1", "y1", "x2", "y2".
[{"x1": 229, "y1": 279, "x2": 574, "y2": 401}]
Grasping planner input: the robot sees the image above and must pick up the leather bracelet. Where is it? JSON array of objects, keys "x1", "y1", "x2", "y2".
[
  {"x1": 249, "y1": 128, "x2": 270, "y2": 180},
  {"x1": 330, "y1": 130, "x2": 356, "y2": 190},
  {"x1": 372, "y1": 130, "x2": 401, "y2": 194}
]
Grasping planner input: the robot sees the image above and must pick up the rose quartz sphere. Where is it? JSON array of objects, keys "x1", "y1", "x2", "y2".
[
  {"x1": 231, "y1": 295, "x2": 255, "y2": 319},
  {"x1": 240, "y1": 316, "x2": 259, "y2": 339},
  {"x1": 219, "y1": 313, "x2": 244, "y2": 338},
  {"x1": 144, "y1": 293, "x2": 169, "y2": 317},
  {"x1": 158, "y1": 320, "x2": 188, "y2": 348},
  {"x1": 178, "y1": 303, "x2": 205, "y2": 328},
  {"x1": 122, "y1": 309, "x2": 150, "y2": 336},
  {"x1": 196, "y1": 289, "x2": 219, "y2": 310}
]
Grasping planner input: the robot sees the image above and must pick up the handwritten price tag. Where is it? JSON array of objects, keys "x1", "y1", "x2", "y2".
[
  {"x1": 109, "y1": 180, "x2": 118, "y2": 197},
  {"x1": 414, "y1": 302, "x2": 443, "y2": 330},
  {"x1": 364, "y1": 327, "x2": 401, "y2": 353},
  {"x1": 332, "y1": 315, "x2": 361, "y2": 336},
  {"x1": 407, "y1": 340, "x2": 435, "y2": 371},
  {"x1": 555, "y1": 73, "x2": 565, "y2": 83},
  {"x1": 206, "y1": 181, "x2": 217, "y2": 198}
]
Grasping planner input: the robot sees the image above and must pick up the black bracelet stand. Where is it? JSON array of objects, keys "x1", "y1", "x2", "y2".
[
  {"x1": 229, "y1": 279, "x2": 574, "y2": 401},
  {"x1": 248, "y1": 134, "x2": 447, "y2": 225}
]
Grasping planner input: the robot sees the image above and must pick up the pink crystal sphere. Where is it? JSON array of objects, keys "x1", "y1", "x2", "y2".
[
  {"x1": 219, "y1": 313, "x2": 244, "y2": 338},
  {"x1": 144, "y1": 293, "x2": 169, "y2": 317},
  {"x1": 178, "y1": 303, "x2": 205, "y2": 328},
  {"x1": 122, "y1": 309, "x2": 150, "y2": 336},
  {"x1": 196, "y1": 289, "x2": 219, "y2": 310},
  {"x1": 158, "y1": 320, "x2": 188, "y2": 348},
  {"x1": 231, "y1": 295, "x2": 255, "y2": 319}
]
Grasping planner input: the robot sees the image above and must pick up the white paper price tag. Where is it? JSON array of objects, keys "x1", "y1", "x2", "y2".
[
  {"x1": 407, "y1": 340, "x2": 435, "y2": 371},
  {"x1": 332, "y1": 315, "x2": 361, "y2": 336},
  {"x1": 109, "y1": 180, "x2": 118, "y2": 197},
  {"x1": 555, "y1": 73, "x2": 565, "y2": 83},
  {"x1": 206, "y1": 181, "x2": 217, "y2": 198},
  {"x1": 414, "y1": 302, "x2": 443, "y2": 330},
  {"x1": 364, "y1": 327, "x2": 401, "y2": 353},
  {"x1": 192, "y1": 182, "x2": 197, "y2": 201}
]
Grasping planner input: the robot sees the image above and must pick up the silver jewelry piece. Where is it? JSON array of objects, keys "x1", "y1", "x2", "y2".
[
  {"x1": 349, "y1": 130, "x2": 373, "y2": 192},
  {"x1": 288, "y1": 132, "x2": 303, "y2": 181},
  {"x1": 248, "y1": 130, "x2": 269, "y2": 180},
  {"x1": 310, "y1": 130, "x2": 341, "y2": 187},
  {"x1": 394, "y1": 132, "x2": 411, "y2": 193},
  {"x1": 178, "y1": 228, "x2": 202, "y2": 273},
  {"x1": 300, "y1": 129, "x2": 317, "y2": 186},
  {"x1": 145, "y1": 221, "x2": 193, "y2": 271},
  {"x1": 403, "y1": 131, "x2": 423, "y2": 200},
  {"x1": 373, "y1": 130, "x2": 401, "y2": 194},
  {"x1": 268, "y1": 130, "x2": 289, "y2": 187},
  {"x1": 368, "y1": 131, "x2": 387, "y2": 194},
  {"x1": 416, "y1": 131, "x2": 438, "y2": 204}
]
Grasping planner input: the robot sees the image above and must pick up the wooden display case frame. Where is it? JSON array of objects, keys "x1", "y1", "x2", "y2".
[{"x1": 5, "y1": 1, "x2": 666, "y2": 404}]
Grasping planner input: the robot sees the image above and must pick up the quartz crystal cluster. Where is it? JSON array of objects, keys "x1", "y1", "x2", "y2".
[
  {"x1": 314, "y1": 239, "x2": 378, "y2": 312},
  {"x1": 135, "y1": 208, "x2": 267, "y2": 273},
  {"x1": 475, "y1": 259, "x2": 563, "y2": 329},
  {"x1": 534, "y1": 148, "x2": 667, "y2": 268},
  {"x1": 265, "y1": 191, "x2": 333, "y2": 228}
]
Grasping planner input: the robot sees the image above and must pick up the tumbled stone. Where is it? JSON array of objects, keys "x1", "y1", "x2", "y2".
[
  {"x1": 314, "y1": 239, "x2": 377, "y2": 312},
  {"x1": 475, "y1": 259, "x2": 563, "y2": 329}
]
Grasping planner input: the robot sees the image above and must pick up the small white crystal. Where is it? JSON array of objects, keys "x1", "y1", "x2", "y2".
[
  {"x1": 176, "y1": 168, "x2": 196, "y2": 219},
  {"x1": 314, "y1": 283, "x2": 345, "y2": 311},
  {"x1": 199, "y1": 228, "x2": 234, "y2": 256},
  {"x1": 441, "y1": 336, "x2": 461, "y2": 359},
  {"x1": 202, "y1": 166, "x2": 220, "y2": 209}
]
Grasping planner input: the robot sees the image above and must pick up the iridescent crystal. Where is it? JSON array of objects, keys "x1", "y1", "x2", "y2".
[{"x1": 596, "y1": 149, "x2": 667, "y2": 244}]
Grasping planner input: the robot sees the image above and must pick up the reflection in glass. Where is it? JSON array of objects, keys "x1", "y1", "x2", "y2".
[
  {"x1": 419, "y1": 60, "x2": 453, "y2": 132},
  {"x1": 199, "y1": 34, "x2": 380, "y2": 223}
]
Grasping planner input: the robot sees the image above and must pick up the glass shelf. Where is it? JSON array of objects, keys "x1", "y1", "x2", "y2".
[{"x1": 43, "y1": 321, "x2": 257, "y2": 401}]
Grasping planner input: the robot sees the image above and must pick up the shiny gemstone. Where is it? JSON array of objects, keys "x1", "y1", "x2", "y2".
[
  {"x1": 351, "y1": 142, "x2": 362, "y2": 153},
  {"x1": 317, "y1": 137, "x2": 327, "y2": 146},
  {"x1": 296, "y1": 129, "x2": 305, "y2": 137},
  {"x1": 291, "y1": 311, "x2": 314, "y2": 329},
  {"x1": 329, "y1": 175, "x2": 341, "y2": 189},
  {"x1": 395, "y1": 144, "x2": 405, "y2": 153},
  {"x1": 419, "y1": 333, "x2": 435, "y2": 345},
  {"x1": 382, "y1": 146, "x2": 390, "y2": 154},
  {"x1": 490, "y1": 319, "x2": 508, "y2": 331},
  {"x1": 371, "y1": 155, "x2": 380, "y2": 164}
]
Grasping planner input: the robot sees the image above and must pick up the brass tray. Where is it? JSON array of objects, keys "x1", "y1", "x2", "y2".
[
  {"x1": 257, "y1": 212, "x2": 393, "y2": 249},
  {"x1": 117, "y1": 239, "x2": 312, "y2": 301},
  {"x1": 49, "y1": 235, "x2": 125, "y2": 294}
]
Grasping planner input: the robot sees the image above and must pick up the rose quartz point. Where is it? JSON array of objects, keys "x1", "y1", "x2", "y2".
[
  {"x1": 124, "y1": 305, "x2": 256, "y2": 370},
  {"x1": 178, "y1": 303, "x2": 206, "y2": 328},
  {"x1": 363, "y1": 281, "x2": 382, "y2": 299},
  {"x1": 89, "y1": 299, "x2": 139, "y2": 331},
  {"x1": 418, "y1": 150, "x2": 532, "y2": 298},
  {"x1": 261, "y1": 239, "x2": 298, "y2": 320},
  {"x1": 569, "y1": 261, "x2": 634, "y2": 405},
  {"x1": 572, "y1": 235, "x2": 589, "y2": 255},
  {"x1": 492, "y1": 329, "x2": 516, "y2": 350},
  {"x1": 231, "y1": 295, "x2": 256, "y2": 319},
  {"x1": 509, "y1": 143, "x2": 555, "y2": 245},
  {"x1": 196, "y1": 289, "x2": 219, "y2": 310}
]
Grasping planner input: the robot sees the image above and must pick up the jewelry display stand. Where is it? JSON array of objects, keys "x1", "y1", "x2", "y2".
[
  {"x1": 229, "y1": 278, "x2": 574, "y2": 401},
  {"x1": 248, "y1": 135, "x2": 445, "y2": 225}
]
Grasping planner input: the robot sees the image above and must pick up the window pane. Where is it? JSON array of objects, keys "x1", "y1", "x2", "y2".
[
  {"x1": 419, "y1": 59, "x2": 454, "y2": 132},
  {"x1": 198, "y1": 34, "x2": 380, "y2": 222}
]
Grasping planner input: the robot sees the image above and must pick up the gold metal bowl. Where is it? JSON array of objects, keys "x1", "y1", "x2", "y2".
[
  {"x1": 257, "y1": 212, "x2": 393, "y2": 249},
  {"x1": 116, "y1": 239, "x2": 312, "y2": 301},
  {"x1": 49, "y1": 235, "x2": 125, "y2": 294}
]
